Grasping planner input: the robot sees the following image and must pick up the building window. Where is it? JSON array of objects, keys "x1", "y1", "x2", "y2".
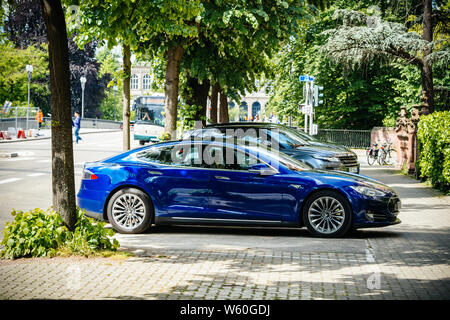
[
  {"x1": 142, "y1": 74, "x2": 151, "y2": 90},
  {"x1": 131, "y1": 74, "x2": 139, "y2": 90}
]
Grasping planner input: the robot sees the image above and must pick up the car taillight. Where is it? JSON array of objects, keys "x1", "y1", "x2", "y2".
[{"x1": 82, "y1": 169, "x2": 98, "y2": 180}]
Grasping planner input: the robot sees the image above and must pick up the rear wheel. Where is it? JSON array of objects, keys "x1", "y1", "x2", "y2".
[
  {"x1": 139, "y1": 140, "x2": 146, "y2": 146},
  {"x1": 107, "y1": 188, "x2": 153, "y2": 234},
  {"x1": 303, "y1": 190, "x2": 352, "y2": 238}
]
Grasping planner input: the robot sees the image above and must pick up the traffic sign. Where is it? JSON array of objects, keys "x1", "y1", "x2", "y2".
[
  {"x1": 299, "y1": 75, "x2": 315, "y2": 82},
  {"x1": 302, "y1": 105, "x2": 312, "y2": 115}
]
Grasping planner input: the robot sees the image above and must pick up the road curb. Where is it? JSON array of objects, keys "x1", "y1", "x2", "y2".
[
  {"x1": 0, "y1": 151, "x2": 18, "y2": 158},
  {"x1": 0, "y1": 129, "x2": 122, "y2": 144}
]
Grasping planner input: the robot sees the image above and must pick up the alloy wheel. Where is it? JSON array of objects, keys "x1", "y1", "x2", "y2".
[
  {"x1": 111, "y1": 193, "x2": 147, "y2": 231},
  {"x1": 307, "y1": 196, "x2": 345, "y2": 234}
]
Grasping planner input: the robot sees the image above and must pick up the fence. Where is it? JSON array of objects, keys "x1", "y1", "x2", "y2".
[
  {"x1": 42, "y1": 117, "x2": 121, "y2": 130},
  {"x1": 289, "y1": 126, "x2": 371, "y2": 148},
  {"x1": 314, "y1": 129, "x2": 371, "y2": 148},
  {"x1": 0, "y1": 107, "x2": 39, "y2": 132}
]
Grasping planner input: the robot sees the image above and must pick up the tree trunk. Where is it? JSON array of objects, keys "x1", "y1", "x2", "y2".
[
  {"x1": 218, "y1": 88, "x2": 229, "y2": 123},
  {"x1": 164, "y1": 45, "x2": 184, "y2": 139},
  {"x1": 122, "y1": 44, "x2": 131, "y2": 151},
  {"x1": 210, "y1": 82, "x2": 219, "y2": 124},
  {"x1": 186, "y1": 76, "x2": 210, "y2": 126},
  {"x1": 422, "y1": 0, "x2": 434, "y2": 113},
  {"x1": 41, "y1": 0, "x2": 76, "y2": 230}
]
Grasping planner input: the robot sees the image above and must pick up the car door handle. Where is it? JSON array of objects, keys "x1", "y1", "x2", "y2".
[
  {"x1": 148, "y1": 171, "x2": 163, "y2": 175},
  {"x1": 214, "y1": 175, "x2": 230, "y2": 180}
]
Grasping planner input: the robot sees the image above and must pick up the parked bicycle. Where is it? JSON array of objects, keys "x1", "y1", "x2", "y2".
[{"x1": 378, "y1": 140, "x2": 394, "y2": 165}]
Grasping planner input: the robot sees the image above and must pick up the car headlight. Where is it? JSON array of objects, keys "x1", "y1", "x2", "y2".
[
  {"x1": 350, "y1": 185, "x2": 386, "y2": 198},
  {"x1": 312, "y1": 155, "x2": 340, "y2": 162}
]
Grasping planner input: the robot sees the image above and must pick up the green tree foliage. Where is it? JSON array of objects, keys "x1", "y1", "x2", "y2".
[
  {"x1": 268, "y1": 7, "x2": 403, "y2": 129},
  {"x1": 268, "y1": 1, "x2": 449, "y2": 129},
  {"x1": 178, "y1": 0, "x2": 309, "y2": 122},
  {"x1": 321, "y1": 5, "x2": 449, "y2": 113},
  {"x1": 1, "y1": 0, "x2": 111, "y2": 118},
  {"x1": 75, "y1": 0, "x2": 203, "y2": 143},
  {"x1": 0, "y1": 41, "x2": 50, "y2": 114},
  {"x1": 417, "y1": 111, "x2": 450, "y2": 192}
]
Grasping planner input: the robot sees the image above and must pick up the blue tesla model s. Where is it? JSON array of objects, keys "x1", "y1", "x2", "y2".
[{"x1": 77, "y1": 140, "x2": 401, "y2": 237}]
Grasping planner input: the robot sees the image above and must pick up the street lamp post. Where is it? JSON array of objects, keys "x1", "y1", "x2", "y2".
[
  {"x1": 26, "y1": 64, "x2": 33, "y2": 130},
  {"x1": 80, "y1": 76, "x2": 87, "y2": 118},
  {"x1": 113, "y1": 84, "x2": 118, "y2": 122}
]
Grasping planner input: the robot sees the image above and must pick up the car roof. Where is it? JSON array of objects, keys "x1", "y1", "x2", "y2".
[{"x1": 205, "y1": 122, "x2": 281, "y2": 129}]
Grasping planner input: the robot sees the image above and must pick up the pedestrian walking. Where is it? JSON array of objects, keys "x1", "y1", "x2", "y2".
[
  {"x1": 35, "y1": 108, "x2": 43, "y2": 128},
  {"x1": 72, "y1": 111, "x2": 82, "y2": 144},
  {"x1": 35, "y1": 108, "x2": 43, "y2": 136}
]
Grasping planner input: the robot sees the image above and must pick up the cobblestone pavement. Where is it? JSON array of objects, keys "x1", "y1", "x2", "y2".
[{"x1": 0, "y1": 152, "x2": 449, "y2": 300}]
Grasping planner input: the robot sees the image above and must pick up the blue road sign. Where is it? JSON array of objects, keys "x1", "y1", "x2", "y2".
[{"x1": 300, "y1": 75, "x2": 315, "y2": 82}]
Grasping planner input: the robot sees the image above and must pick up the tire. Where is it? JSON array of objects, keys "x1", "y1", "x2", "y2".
[
  {"x1": 302, "y1": 190, "x2": 352, "y2": 238},
  {"x1": 384, "y1": 150, "x2": 393, "y2": 165},
  {"x1": 106, "y1": 188, "x2": 153, "y2": 234},
  {"x1": 139, "y1": 140, "x2": 146, "y2": 146},
  {"x1": 366, "y1": 149, "x2": 376, "y2": 166},
  {"x1": 378, "y1": 150, "x2": 386, "y2": 165}
]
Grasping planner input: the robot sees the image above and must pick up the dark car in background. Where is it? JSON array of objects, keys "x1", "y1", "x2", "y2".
[{"x1": 182, "y1": 122, "x2": 360, "y2": 174}]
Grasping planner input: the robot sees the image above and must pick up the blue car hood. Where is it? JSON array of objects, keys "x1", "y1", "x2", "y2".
[{"x1": 304, "y1": 169, "x2": 393, "y2": 192}]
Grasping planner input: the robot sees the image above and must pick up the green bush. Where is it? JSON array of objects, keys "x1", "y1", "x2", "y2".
[
  {"x1": 417, "y1": 111, "x2": 450, "y2": 192},
  {"x1": 0, "y1": 207, "x2": 119, "y2": 259}
]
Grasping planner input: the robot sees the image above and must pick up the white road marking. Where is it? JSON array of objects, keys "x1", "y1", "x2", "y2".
[
  {"x1": 27, "y1": 173, "x2": 46, "y2": 177},
  {"x1": 36, "y1": 159, "x2": 51, "y2": 163},
  {"x1": 0, "y1": 178, "x2": 22, "y2": 185}
]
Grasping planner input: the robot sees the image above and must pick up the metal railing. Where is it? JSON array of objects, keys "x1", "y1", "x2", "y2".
[
  {"x1": 0, "y1": 107, "x2": 39, "y2": 132},
  {"x1": 42, "y1": 117, "x2": 121, "y2": 130},
  {"x1": 289, "y1": 126, "x2": 371, "y2": 148},
  {"x1": 314, "y1": 129, "x2": 371, "y2": 148}
]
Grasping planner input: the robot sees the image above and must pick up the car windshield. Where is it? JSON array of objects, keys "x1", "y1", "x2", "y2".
[
  {"x1": 248, "y1": 145, "x2": 313, "y2": 171},
  {"x1": 189, "y1": 127, "x2": 310, "y2": 150},
  {"x1": 133, "y1": 96, "x2": 164, "y2": 126},
  {"x1": 264, "y1": 128, "x2": 310, "y2": 149},
  {"x1": 283, "y1": 126, "x2": 318, "y2": 142}
]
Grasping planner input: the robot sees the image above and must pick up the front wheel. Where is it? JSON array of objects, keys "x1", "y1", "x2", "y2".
[
  {"x1": 303, "y1": 190, "x2": 352, "y2": 238},
  {"x1": 367, "y1": 149, "x2": 376, "y2": 165},
  {"x1": 107, "y1": 188, "x2": 153, "y2": 234},
  {"x1": 378, "y1": 150, "x2": 386, "y2": 165}
]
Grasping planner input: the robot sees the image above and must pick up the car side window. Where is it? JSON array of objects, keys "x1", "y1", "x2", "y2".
[
  {"x1": 138, "y1": 144, "x2": 207, "y2": 168},
  {"x1": 222, "y1": 147, "x2": 264, "y2": 171},
  {"x1": 175, "y1": 145, "x2": 203, "y2": 168},
  {"x1": 136, "y1": 145, "x2": 175, "y2": 165}
]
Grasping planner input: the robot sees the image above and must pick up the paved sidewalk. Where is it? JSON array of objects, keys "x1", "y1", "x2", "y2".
[{"x1": 0, "y1": 151, "x2": 449, "y2": 300}]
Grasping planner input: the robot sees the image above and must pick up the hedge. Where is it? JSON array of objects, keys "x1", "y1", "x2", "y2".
[{"x1": 417, "y1": 111, "x2": 450, "y2": 192}]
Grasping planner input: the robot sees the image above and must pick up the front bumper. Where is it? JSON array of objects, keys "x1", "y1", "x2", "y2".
[
  {"x1": 134, "y1": 133, "x2": 158, "y2": 142},
  {"x1": 348, "y1": 188, "x2": 401, "y2": 228}
]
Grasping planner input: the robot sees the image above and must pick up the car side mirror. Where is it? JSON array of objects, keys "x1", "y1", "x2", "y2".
[{"x1": 248, "y1": 164, "x2": 277, "y2": 176}]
